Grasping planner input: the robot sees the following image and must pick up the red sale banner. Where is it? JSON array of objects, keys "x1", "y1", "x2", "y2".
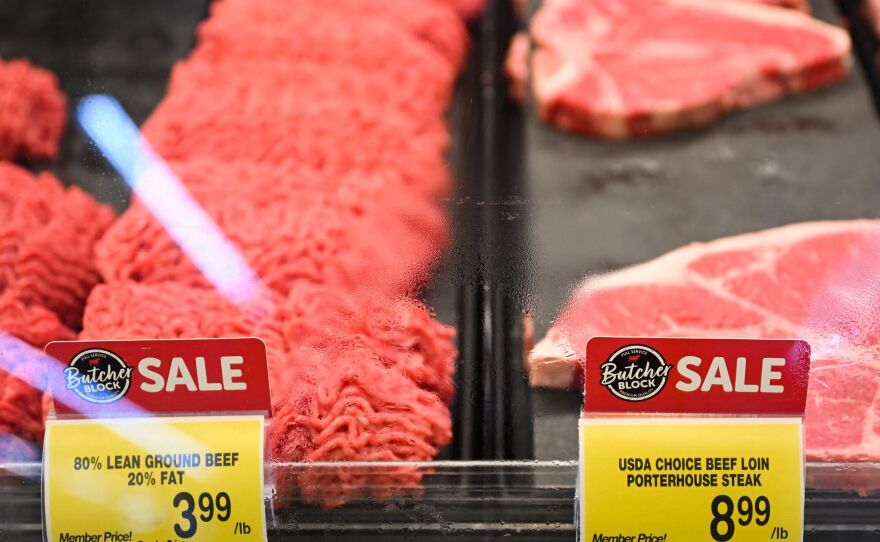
[
  {"x1": 46, "y1": 338, "x2": 271, "y2": 417},
  {"x1": 583, "y1": 337, "x2": 810, "y2": 416}
]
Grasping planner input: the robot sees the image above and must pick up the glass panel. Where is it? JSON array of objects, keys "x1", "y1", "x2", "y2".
[{"x1": 1, "y1": 461, "x2": 878, "y2": 539}]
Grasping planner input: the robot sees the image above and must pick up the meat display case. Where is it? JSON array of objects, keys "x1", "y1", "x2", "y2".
[{"x1": 1, "y1": 0, "x2": 879, "y2": 540}]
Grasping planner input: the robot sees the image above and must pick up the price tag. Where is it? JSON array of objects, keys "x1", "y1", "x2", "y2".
[
  {"x1": 579, "y1": 337, "x2": 810, "y2": 542},
  {"x1": 45, "y1": 416, "x2": 266, "y2": 541},
  {"x1": 43, "y1": 339, "x2": 271, "y2": 542},
  {"x1": 580, "y1": 417, "x2": 803, "y2": 542}
]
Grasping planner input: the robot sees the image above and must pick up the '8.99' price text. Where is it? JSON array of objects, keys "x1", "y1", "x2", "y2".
[{"x1": 710, "y1": 495, "x2": 778, "y2": 541}]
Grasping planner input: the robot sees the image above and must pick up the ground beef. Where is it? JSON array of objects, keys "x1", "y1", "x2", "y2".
[
  {"x1": 269, "y1": 344, "x2": 452, "y2": 508},
  {"x1": 751, "y1": 0, "x2": 809, "y2": 10},
  {"x1": 80, "y1": 282, "x2": 288, "y2": 379},
  {"x1": 96, "y1": 158, "x2": 447, "y2": 297},
  {"x1": 80, "y1": 281, "x2": 454, "y2": 506},
  {"x1": 0, "y1": 59, "x2": 67, "y2": 162},
  {"x1": 163, "y1": 54, "x2": 450, "y2": 150},
  {"x1": 282, "y1": 284, "x2": 456, "y2": 404},
  {"x1": 0, "y1": 162, "x2": 115, "y2": 329},
  {"x1": 435, "y1": 0, "x2": 487, "y2": 19},
  {"x1": 504, "y1": 33, "x2": 530, "y2": 103},
  {"x1": 0, "y1": 160, "x2": 110, "y2": 453},
  {"x1": 204, "y1": 0, "x2": 469, "y2": 71},
  {"x1": 0, "y1": 292, "x2": 74, "y2": 348},
  {"x1": 0, "y1": 291, "x2": 74, "y2": 456},
  {"x1": 0, "y1": 372, "x2": 44, "y2": 446},
  {"x1": 75, "y1": 0, "x2": 464, "y2": 505},
  {"x1": 142, "y1": 59, "x2": 452, "y2": 198},
  {"x1": 0, "y1": 328, "x2": 60, "y2": 445},
  {"x1": 194, "y1": 5, "x2": 459, "y2": 105}
]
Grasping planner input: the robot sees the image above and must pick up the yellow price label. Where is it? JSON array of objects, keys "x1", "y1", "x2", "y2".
[
  {"x1": 44, "y1": 415, "x2": 266, "y2": 542},
  {"x1": 579, "y1": 417, "x2": 803, "y2": 542}
]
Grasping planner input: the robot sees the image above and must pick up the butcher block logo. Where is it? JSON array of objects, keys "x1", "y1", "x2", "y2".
[
  {"x1": 600, "y1": 345, "x2": 671, "y2": 402},
  {"x1": 64, "y1": 348, "x2": 133, "y2": 404}
]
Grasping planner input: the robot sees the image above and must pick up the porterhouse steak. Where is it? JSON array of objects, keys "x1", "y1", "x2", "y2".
[
  {"x1": 529, "y1": 221, "x2": 880, "y2": 462},
  {"x1": 513, "y1": 0, "x2": 849, "y2": 137},
  {"x1": 750, "y1": 0, "x2": 809, "y2": 10}
]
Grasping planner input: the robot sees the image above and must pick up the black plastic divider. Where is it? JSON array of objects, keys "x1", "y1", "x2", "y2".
[
  {"x1": 450, "y1": 14, "x2": 487, "y2": 460},
  {"x1": 838, "y1": 0, "x2": 880, "y2": 112},
  {"x1": 451, "y1": 0, "x2": 534, "y2": 462},
  {"x1": 482, "y1": 0, "x2": 534, "y2": 461}
]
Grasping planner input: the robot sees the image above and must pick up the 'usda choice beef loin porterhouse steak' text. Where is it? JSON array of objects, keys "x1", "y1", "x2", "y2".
[
  {"x1": 507, "y1": 0, "x2": 850, "y2": 137},
  {"x1": 529, "y1": 221, "x2": 880, "y2": 462}
]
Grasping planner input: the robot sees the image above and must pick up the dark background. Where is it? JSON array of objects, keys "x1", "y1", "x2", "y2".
[{"x1": 0, "y1": 0, "x2": 210, "y2": 212}]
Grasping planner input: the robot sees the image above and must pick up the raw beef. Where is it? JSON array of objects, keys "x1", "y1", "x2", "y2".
[
  {"x1": 747, "y1": 0, "x2": 810, "y2": 10},
  {"x1": 0, "y1": 59, "x2": 67, "y2": 162},
  {"x1": 168, "y1": 54, "x2": 450, "y2": 142},
  {"x1": 0, "y1": 162, "x2": 110, "y2": 457},
  {"x1": 192, "y1": 20, "x2": 458, "y2": 112},
  {"x1": 143, "y1": 59, "x2": 452, "y2": 198},
  {"x1": 0, "y1": 297, "x2": 73, "y2": 449},
  {"x1": 505, "y1": 33, "x2": 531, "y2": 103},
  {"x1": 81, "y1": 281, "x2": 454, "y2": 506},
  {"x1": 0, "y1": 327, "x2": 68, "y2": 446},
  {"x1": 96, "y1": 158, "x2": 447, "y2": 298},
  {"x1": 0, "y1": 162, "x2": 110, "y2": 456},
  {"x1": 506, "y1": 0, "x2": 812, "y2": 102},
  {"x1": 0, "y1": 371, "x2": 43, "y2": 444},
  {"x1": 770, "y1": 0, "x2": 809, "y2": 9},
  {"x1": 512, "y1": 0, "x2": 849, "y2": 137},
  {"x1": 509, "y1": 0, "x2": 807, "y2": 19},
  {"x1": 283, "y1": 283, "x2": 456, "y2": 403},
  {"x1": 434, "y1": 0, "x2": 487, "y2": 19},
  {"x1": 868, "y1": 0, "x2": 880, "y2": 36},
  {"x1": 0, "y1": 162, "x2": 115, "y2": 328},
  {"x1": 204, "y1": 0, "x2": 469, "y2": 71},
  {"x1": 0, "y1": 293, "x2": 74, "y2": 349},
  {"x1": 77, "y1": 0, "x2": 465, "y2": 504},
  {"x1": 270, "y1": 343, "x2": 452, "y2": 507},
  {"x1": 0, "y1": 302, "x2": 76, "y2": 454},
  {"x1": 528, "y1": 220, "x2": 880, "y2": 461},
  {"x1": 81, "y1": 282, "x2": 288, "y2": 377}
]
